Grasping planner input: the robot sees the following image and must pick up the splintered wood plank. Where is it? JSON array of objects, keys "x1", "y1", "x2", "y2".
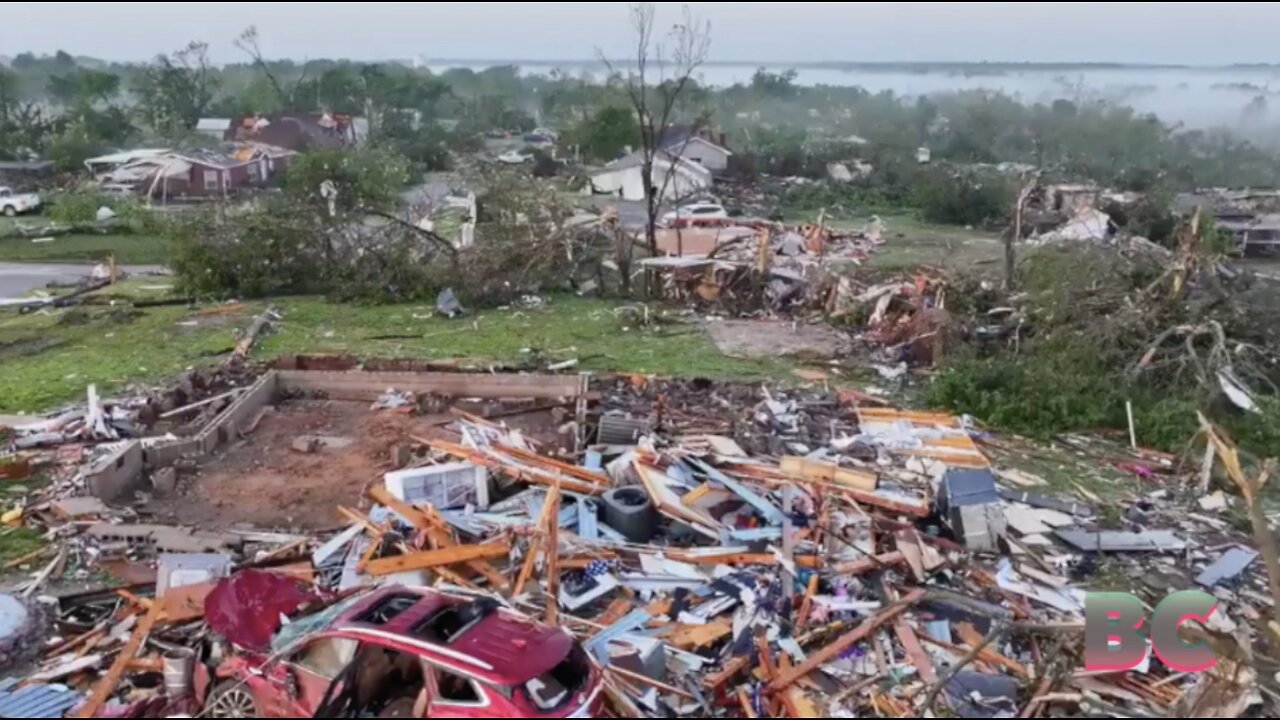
[
  {"x1": 73, "y1": 600, "x2": 164, "y2": 718},
  {"x1": 663, "y1": 619, "x2": 733, "y2": 650},
  {"x1": 417, "y1": 503, "x2": 509, "y2": 589},
  {"x1": 894, "y1": 618, "x2": 938, "y2": 684},
  {"x1": 665, "y1": 551, "x2": 779, "y2": 566},
  {"x1": 781, "y1": 456, "x2": 878, "y2": 491},
  {"x1": 495, "y1": 444, "x2": 610, "y2": 485},
  {"x1": 368, "y1": 485, "x2": 432, "y2": 530},
  {"x1": 364, "y1": 540, "x2": 511, "y2": 577},
  {"x1": 704, "y1": 656, "x2": 750, "y2": 690},
  {"x1": 831, "y1": 550, "x2": 906, "y2": 576},
  {"x1": 768, "y1": 589, "x2": 925, "y2": 693},
  {"x1": 797, "y1": 574, "x2": 820, "y2": 629},
  {"x1": 781, "y1": 687, "x2": 823, "y2": 717}
]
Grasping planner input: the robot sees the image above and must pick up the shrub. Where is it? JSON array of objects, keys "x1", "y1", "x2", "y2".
[{"x1": 912, "y1": 170, "x2": 1014, "y2": 227}]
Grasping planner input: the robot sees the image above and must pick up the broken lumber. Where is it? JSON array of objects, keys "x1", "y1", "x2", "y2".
[
  {"x1": 363, "y1": 540, "x2": 511, "y2": 577},
  {"x1": 768, "y1": 588, "x2": 925, "y2": 693},
  {"x1": 782, "y1": 456, "x2": 878, "y2": 491},
  {"x1": 73, "y1": 599, "x2": 164, "y2": 718}
]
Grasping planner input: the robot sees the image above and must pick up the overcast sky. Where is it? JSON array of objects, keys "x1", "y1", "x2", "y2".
[{"x1": 2, "y1": 2, "x2": 1275, "y2": 65}]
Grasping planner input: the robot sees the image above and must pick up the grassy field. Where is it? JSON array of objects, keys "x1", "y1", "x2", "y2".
[
  {"x1": 0, "y1": 287, "x2": 802, "y2": 413},
  {"x1": 842, "y1": 214, "x2": 1004, "y2": 272},
  {"x1": 0, "y1": 233, "x2": 171, "y2": 265}
]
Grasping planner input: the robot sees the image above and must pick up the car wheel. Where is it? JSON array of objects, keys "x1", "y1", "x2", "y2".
[
  {"x1": 2, "y1": 206, "x2": 15, "y2": 217},
  {"x1": 204, "y1": 681, "x2": 262, "y2": 718}
]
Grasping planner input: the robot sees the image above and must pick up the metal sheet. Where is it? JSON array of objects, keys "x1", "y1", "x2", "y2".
[
  {"x1": 0, "y1": 683, "x2": 82, "y2": 718},
  {"x1": 583, "y1": 609, "x2": 652, "y2": 665},
  {"x1": 1056, "y1": 529, "x2": 1187, "y2": 553},
  {"x1": 1196, "y1": 547, "x2": 1259, "y2": 587}
]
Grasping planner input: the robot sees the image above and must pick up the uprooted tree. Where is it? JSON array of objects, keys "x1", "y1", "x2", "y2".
[
  {"x1": 927, "y1": 213, "x2": 1280, "y2": 456},
  {"x1": 601, "y1": 2, "x2": 712, "y2": 255}
]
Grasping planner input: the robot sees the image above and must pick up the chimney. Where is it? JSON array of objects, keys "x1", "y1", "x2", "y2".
[{"x1": 719, "y1": 131, "x2": 728, "y2": 149}]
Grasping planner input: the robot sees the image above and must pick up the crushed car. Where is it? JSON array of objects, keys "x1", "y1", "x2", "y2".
[{"x1": 203, "y1": 584, "x2": 603, "y2": 719}]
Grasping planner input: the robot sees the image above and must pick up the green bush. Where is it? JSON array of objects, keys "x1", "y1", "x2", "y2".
[
  {"x1": 44, "y1": 190, "x2": 154, "y2": 225},
  {"x1": 912, "y1": 171, "x2": 1014, "y2": 227}
]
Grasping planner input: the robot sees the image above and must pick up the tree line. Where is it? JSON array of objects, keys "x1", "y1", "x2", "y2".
[{"x1": 5, "y1": 22, "x2": 1280, "y2": 194}]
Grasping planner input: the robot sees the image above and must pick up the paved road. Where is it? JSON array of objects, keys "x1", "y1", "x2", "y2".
[{"x1": 0, "y1": 263, "x2": 169, "y2": 300}]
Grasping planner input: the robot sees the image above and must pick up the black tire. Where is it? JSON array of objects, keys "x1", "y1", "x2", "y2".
[
  {"x1": 2, "y1": 206, "x2": 15, "y2": 217},
  {"x1": 204, "y1": 680, "x2": 263, "y2": 718}
]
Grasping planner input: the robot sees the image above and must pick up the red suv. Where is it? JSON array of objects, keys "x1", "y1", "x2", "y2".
[{"x1": 204, "y1": 587, "x2": 603, "y2": 718}]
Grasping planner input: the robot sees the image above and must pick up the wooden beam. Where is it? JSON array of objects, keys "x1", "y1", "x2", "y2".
[
  {"x1": 782, "y1": 456, "x2": 878, "y2": 492},
  {"x1": 427, "y1": 440, "x2": 602, "y2": 495},
  {"x1": 73, "y1": 599, "x2": 164, "y2": 718},
  {"x1": 496, "y1": 444, "x2": 610, "y2": 486},
  {"x1": 371, "y1": 487, "x2": 510, "y2": 589},
  {"x1": 661, "y1": 619, "x2": 732, "y2": 650},
  {"x1": 704, "y1": 656, "x2": 750, "y2": 690},
  {"x1": 364, "y1": 540, "x2": 511, "y2": 577},
  {"x1": 768, "y1": 588, "x2": 925, "y2": 694},
  {"x1": 545, "y1": 482, "x2": 562, "y2": 626},
  {"x1": 894, "y1": 618, "x2": 938, "y2": 684},
  {"x1": 419, "y1": 505, "x2": 509, "y2": 589},
  {"x1": 368, "y1": 486, "x2": 431, "y2": 531},
  {"x1": 843, "y1": 489, "x2": 931, "y2": 518},
  {"x1": 737, "y1": 687, "x2": 759, "y2": 717},
  {"x1": 831, "y1": 550, "x2": 906, "y2": 576},
  {"x1": 607, "y1": 666, "x2": 695, "y2": 699},
  {"x1": 515, "y1": 482, "x2": 561, "y2": 597},
  {"x1": 665, "y1": 551, "x2": 779, "y2": 566},
  {"x1": 797, "y1": 574, "x2": 820, "y2": 629}
]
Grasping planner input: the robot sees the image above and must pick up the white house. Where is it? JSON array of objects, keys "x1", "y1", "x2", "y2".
[
  {"x1": 667, "y1": 136, "x2": 733, "y2": 175},
  {"x1": 590, "y1": 150, "x2": 713, "y2": 203}
]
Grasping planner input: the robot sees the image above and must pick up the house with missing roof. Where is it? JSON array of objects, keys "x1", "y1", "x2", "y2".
[
  {"x1": 97, "y1": 144, "x2": 297, "y2": 202},
  {"x1": 224, "y1": 112, "x2": 364, "y2": 152},
  {"x1": 588, "y1": 149, "x2": 714, "y2": 202}
]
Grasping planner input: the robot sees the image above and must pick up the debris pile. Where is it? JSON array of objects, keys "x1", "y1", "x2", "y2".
[
  {"x1": 643, "y1": 219, "x2": 886, "y2": 314},
  {"x1": 0, "y1": 369, "x2": 1273, "y2": 718}
]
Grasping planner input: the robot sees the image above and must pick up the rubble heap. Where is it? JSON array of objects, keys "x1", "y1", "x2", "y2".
[{"x1": 0, "y1": 369, "x2": 1273, "y2": 718}]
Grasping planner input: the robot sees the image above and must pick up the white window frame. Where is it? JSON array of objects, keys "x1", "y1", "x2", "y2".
[{"x1": 203, "y1": 170, "x2": 220, "y2": 191}]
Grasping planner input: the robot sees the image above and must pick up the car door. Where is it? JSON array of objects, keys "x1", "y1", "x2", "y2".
[
  {"x1": 262, "y1": 634, "x2": 360, "y2": 717},
  {"x1": 424, "y1": 665, "x2": 499, "y2": 718}
]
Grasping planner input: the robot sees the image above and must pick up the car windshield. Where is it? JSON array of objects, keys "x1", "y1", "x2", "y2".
[
  {"x1": 520, "y1": 644, "x2": 589, "y2": 711},
  {"x1": 270, "y1": 595, "x2": 364, "y2": 654}
]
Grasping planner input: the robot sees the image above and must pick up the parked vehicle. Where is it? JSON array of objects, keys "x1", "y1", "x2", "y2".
[
  {"x1": 497, "y1": 150, "x2": 534, "y2": 165},
  {"x1": 661, "y1": 202, "x2": 729, "y2": 228},
  {"x1": 205, "y1": 586, "x2": 603, "y2": 718},
  {"x1": 0, "y1": 187, "x2": 41, "y2": 216}
]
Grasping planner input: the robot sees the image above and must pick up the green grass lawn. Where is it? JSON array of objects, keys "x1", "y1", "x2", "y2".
[
  {"x1": 784, "y1": 212, "x2": 1004, "y2": 273},
  {"x1": 0, "y1": 233, "x2": 171, "y2": 265},
  {"x1": 0, "y1": 292, "x2": 799, "y2": 413}
]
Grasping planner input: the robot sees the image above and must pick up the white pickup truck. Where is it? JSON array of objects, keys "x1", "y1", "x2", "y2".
[{"x1": 0, "y1": 187, "x2": 41, "y2": 217}]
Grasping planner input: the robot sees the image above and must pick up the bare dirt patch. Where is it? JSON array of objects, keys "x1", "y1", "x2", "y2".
[
  {"x1": 705, "y1": 319, "x2": 850, "y2": 360},
  {"x1": 145, "y1": 397, "x2": 568, "y2": 532}
]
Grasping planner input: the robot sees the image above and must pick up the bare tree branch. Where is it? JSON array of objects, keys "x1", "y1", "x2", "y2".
[
  {"x1": 235, "y1": 27, "x2": 289, "y2": 105},
  {"x1": 598, "y1": 3, "x2": 711, "y2": 262}
]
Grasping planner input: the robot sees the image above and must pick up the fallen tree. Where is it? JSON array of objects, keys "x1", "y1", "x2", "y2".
[{"x1": 926, "y1": 216, "x2": 1280, "y2": 457}]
